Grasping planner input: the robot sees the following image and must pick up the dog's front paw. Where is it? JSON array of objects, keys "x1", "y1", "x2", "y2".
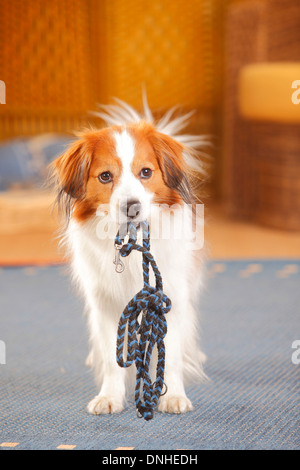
[
  {"x1": 158, "y1": 395, "x2": 193, "y2": 414},
  {"x1": 87, "y1": 395, "x2": 124, "y2": 415}
]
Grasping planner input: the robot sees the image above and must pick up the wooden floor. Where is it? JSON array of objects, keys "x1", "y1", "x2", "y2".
[
  {"x1": 0, "y1": 191, "x2": 300, "y2": 265},
  {"x1": 205, "y1": 203, "x2": 300, "y2": 259}
]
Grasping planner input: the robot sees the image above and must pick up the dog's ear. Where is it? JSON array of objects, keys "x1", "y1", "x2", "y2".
[
  {"x1": 52, "y1": 140, "x2": 91, "y2": 199},
  {"x1": 49, "y1": 139, "x2": 92, "y2": 217},
  {"x1": 150, "y1": 130, "x2": 193, "y2": 204}
]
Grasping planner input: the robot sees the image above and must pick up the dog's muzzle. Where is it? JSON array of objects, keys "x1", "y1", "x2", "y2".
[{"x1": 120, "y1": 199, "x2": 141, "y2": 220}]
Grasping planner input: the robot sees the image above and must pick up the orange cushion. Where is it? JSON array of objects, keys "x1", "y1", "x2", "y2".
[{"x1": 238, "y1": 63, "x2": 300, "y2": 123}]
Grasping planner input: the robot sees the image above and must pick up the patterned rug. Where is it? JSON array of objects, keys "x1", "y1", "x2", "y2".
[{"x1": 0, "y1": 260, "x2": 299, "y2": 450}]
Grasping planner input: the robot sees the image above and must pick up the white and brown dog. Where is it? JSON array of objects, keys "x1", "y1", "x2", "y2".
[{"x1": 50, "y1": 99, "x2": 208, "y2": 415}]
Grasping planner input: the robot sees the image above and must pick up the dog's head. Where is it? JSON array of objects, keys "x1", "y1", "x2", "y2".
[{"x1": 50, "y1": 104, "x2": 206, "y2": 225}]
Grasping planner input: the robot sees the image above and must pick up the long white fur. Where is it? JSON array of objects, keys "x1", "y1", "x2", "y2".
[
  {"x1": 92, "y1": 95, "x2": 211, "y2": 177},
  {"x1": 64, "y1": 102, "x2": 207, "y2": 415}
]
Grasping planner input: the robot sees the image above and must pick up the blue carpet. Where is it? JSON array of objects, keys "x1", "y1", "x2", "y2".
[{"x1": 0, "y1": 261, "x2": 299, "y2": 450}]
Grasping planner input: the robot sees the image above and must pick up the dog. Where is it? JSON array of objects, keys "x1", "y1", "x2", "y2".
[{"x1": 50, "y1": 98, "x2": 208, "y2": 415}]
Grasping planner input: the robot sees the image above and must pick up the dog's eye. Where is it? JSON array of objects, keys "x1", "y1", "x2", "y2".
[
  {"x1": 140, "y1": 168, "x2": 152, "y2": 179},
  {"x1": 98, "y1": 171, "x2": 112, "y2": 184}
]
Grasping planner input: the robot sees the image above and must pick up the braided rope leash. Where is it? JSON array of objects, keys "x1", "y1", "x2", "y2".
[{"x1": 114, "y1": 220, "x2": 171, "y2": 421}]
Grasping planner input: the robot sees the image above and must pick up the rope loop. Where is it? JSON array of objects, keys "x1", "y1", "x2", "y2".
[{"x1": 115, "y1": 220, "x2": 171, "y2": 421}]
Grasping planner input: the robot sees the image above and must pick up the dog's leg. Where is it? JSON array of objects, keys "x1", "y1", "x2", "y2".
[{"x1": 86, "y1": 308, "x2": 126, "y2": 415}]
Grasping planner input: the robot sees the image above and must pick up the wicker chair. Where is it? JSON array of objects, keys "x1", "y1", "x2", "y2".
[
  {"x1": 0, "y1": 0, "x2": 100, "y2": 141},
  {"x1": 0, "y1": 0, "x2": 224, "y2": 141},
  {"x1": 222, "y1": 0, "x2": 300, "y2": 230}
]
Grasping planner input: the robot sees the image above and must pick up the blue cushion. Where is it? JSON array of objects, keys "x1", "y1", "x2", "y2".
[{"x1": 0, "y1": 135, "x2": 73, "y2": 190}]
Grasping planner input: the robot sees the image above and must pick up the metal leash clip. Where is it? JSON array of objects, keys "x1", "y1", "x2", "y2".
[{"x1": 113, "y1": 243, "x2": 125, "y2": 273}]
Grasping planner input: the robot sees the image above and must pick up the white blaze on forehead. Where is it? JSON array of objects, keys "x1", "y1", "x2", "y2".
[
  {"x1": 110, "y1": 127, "x2": 152, "y2": 224},
  {"x1": 114, "y1": 129, "x2": 135, "y2": 172}
]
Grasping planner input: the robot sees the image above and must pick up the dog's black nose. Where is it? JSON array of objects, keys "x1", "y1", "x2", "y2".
[{"x1": 121, "y1": 199, "x2": 141, "y2": 219}]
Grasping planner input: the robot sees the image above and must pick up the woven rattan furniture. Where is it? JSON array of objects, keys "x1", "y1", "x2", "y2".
[
  {"x1": 0, "y1": 0, "x2": 224, "y2": 141},
  {"x1": 222, "y1": 0, "x2": 300, "y2": 230},
  {"x1": 0, "y1": 0, "x2": 100, "y2": 140}
]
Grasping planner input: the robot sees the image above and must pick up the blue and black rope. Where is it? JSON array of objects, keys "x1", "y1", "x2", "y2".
[{"x1": 115, "y1": 221, "x2": 171, "y2": 421}]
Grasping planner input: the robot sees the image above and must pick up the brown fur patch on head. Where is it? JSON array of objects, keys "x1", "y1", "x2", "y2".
[
  {"x1": 49, "y1": 127, "x2": 121, "y2": 222},
  {"x1": 150, "y1": 129, "x2": 193, "y2": 205},
  {"x1": 129, "y1": 123, "x2": 194, "y2": 206}
]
